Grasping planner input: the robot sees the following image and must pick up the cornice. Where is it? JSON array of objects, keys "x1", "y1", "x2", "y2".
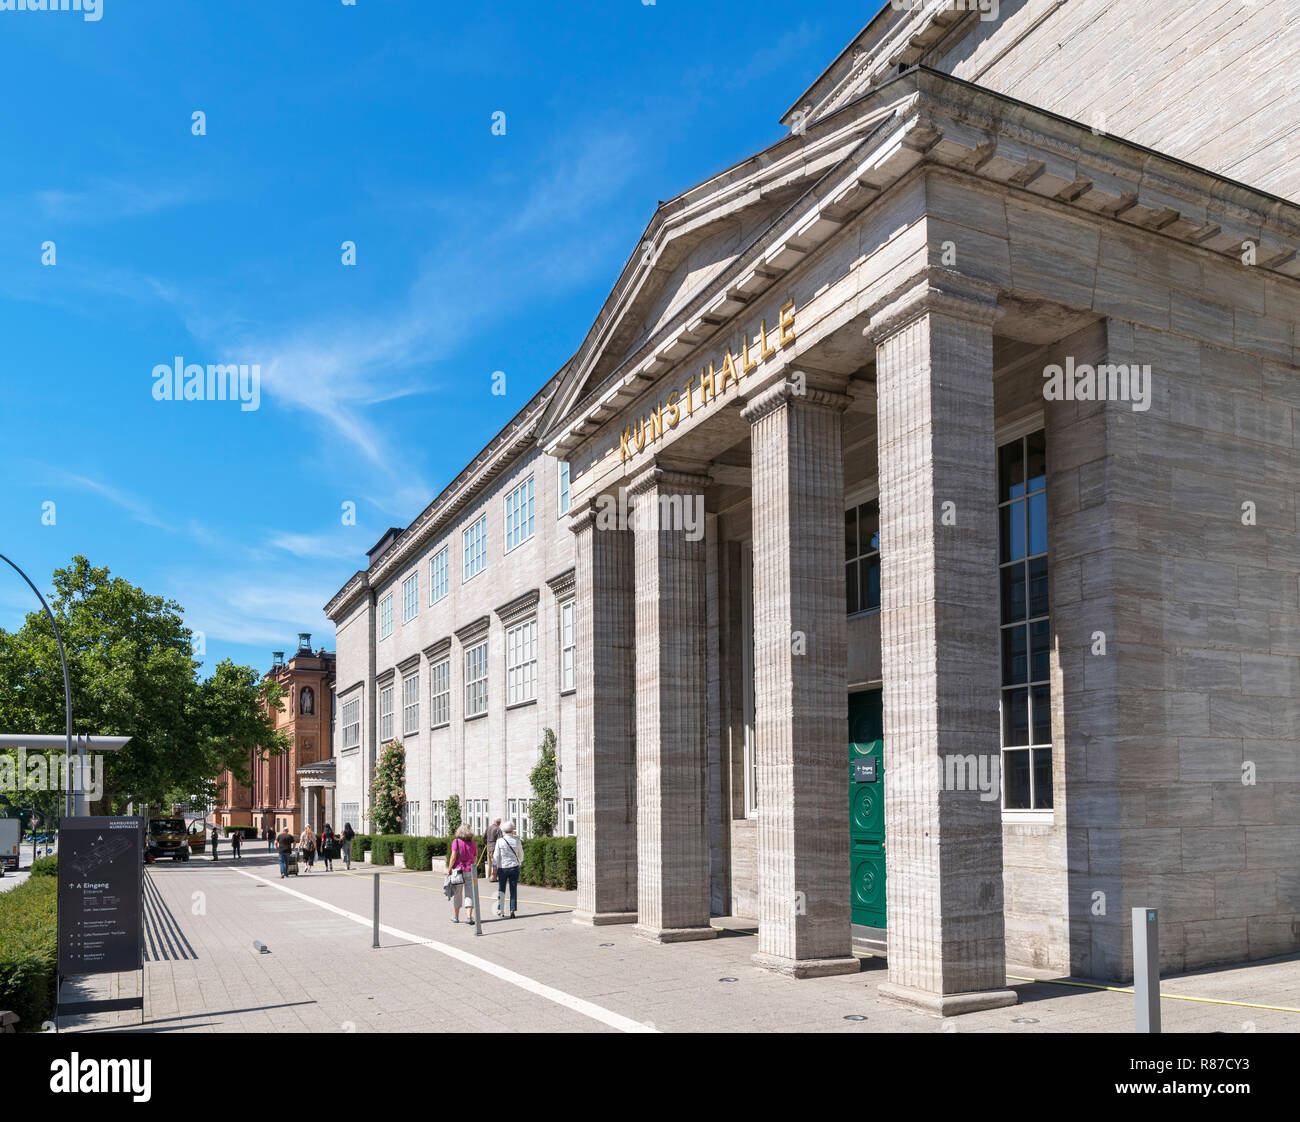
[
  {"x1": 545, "y1": 567, "x2": 576, "y2": 600},
  {"x1": 627, "y1": 461, "x2": 712, "y2": 498},
  {"x1": 396, "y1": 652, "x2": 421, "y2": 676},
  {"x1": 864, "y1": 267, "x2": 1005, "y2": 343},
  {"x1": 455, "y1": 615, "x2": 491, "y2": 645},
  {"x1": 423, "y1": 637, "x2": 452, "y2": 662},
  {"x1": 740, "y1": 377, "x2": 853, "y2": 425},
  {"x1": 494, "y1": 588, "x2": 541, "y2": 628}
]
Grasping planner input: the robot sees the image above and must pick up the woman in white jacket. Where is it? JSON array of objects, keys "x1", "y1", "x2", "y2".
[{"x1": 493, "y1": 821, "x2": 524, "y2": 919}]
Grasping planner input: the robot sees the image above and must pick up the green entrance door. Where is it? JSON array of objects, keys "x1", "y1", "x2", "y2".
[{"x1": 849, "y1": 688, "x2": 885, "y2": 929}]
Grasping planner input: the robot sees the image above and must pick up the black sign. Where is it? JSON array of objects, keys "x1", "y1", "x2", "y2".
[
  {"x1": 57, "y1": 816, "x2": 144, "y2": 977},
  {"x1": 854, "y1": 758, "x2": 878, "y2": 783}
]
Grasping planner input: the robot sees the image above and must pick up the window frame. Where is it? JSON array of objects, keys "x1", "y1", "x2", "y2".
[
  {"x1": 506, "y1": 616, "x2": 538, "y2": 707},
  {"x1": 378, "y1": 593, "x2": 394, "y2": 639},
  {"x1": 464, "y1": 639, "x2": 489, "y2": 718},
  {"x1": 558, "y1": 461, "x2": 571, "y2": 516},
  {"x1": 401, "y1": 672, "x2": 419, "y2": 736},
  {"x1": 429, "y1": 657, "x2": 451, "y2": 727},
  {"x1": 429, "y1": 546, "x2": 449, "y2": 605},
  {"x1": 402, "y1": 571, "x2": 419, "y2": 624},
  {"x1": 560, "y1": 599, "x2": 576, "y2": 694},
  {"x1": 504, "y1": 475, "x2": 536, "y2": 554},
  {"x1": 379, "y1": 683, "x2": 394, "y2": 743},
  {"x1": 463, "y1": 515, "x2": 487, "y2": 583}
]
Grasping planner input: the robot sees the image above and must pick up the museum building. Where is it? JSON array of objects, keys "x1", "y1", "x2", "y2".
[{"x1": 327, "y1": 2, "x2": 1300, "y2": 1013}]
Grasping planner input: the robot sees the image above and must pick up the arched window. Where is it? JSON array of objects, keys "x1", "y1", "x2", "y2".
[{"x1": 301, "y1": 686, "x2": 314, "y2": 715}]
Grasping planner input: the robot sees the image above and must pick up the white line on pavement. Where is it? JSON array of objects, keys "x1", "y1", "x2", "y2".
[{"x1": 233, "y1": 868, "x2": 658, "y2": 1034}]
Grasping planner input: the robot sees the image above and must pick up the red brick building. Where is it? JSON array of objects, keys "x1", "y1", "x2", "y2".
[{"x1": 217, "y1": 634, "x2": 336, "y2": 838}]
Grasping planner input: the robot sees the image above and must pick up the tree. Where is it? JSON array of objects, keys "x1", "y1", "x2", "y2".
[
  {"x1": 528, "y1": 727, "x2": 559, "y2": 837},
  {"x1": 371, "y1": 740, "x2": 405, "y2": 835},
  {"x1": 446, "y1": 793, "x2": 461, "y2": 836},
  {"x1": 0, "y1": 556, "x2": 288, "y2": 815}
]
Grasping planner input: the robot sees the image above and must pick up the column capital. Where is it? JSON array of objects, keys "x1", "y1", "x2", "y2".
[
  {"x1": 864, "y1": 268, "x2": 1003, "y2": 345},
  {"x1": 740, "y1": 374, "x2": 852, "y2": 426},
  {"x1": 566, "y1": 496, "x2": 606, "y2": 536},
  {"x1": 626, "y1": 458, "x2": 711, "y2": 498}
]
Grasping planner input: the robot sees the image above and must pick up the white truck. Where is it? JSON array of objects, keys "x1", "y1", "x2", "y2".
[{"x1": 0, "y1": 818, "x2": 19, "y2": 875}]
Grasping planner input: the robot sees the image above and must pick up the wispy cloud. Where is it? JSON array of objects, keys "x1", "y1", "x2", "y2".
[
  {"x1": 51, "y1": 472, "x2": 171, "y2": 531},
  {"x1": 34, "y1": 178, "x2": 201, "y2": 225}
]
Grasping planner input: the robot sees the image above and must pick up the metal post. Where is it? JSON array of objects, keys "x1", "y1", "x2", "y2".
[
  {"x1": 1133, "y1": 907, "x2": 1160, "y2": 1033},
  {"x1": 372, "y1": 873, "x2": 380, "y2": 948},
  {"x1": 470, "y1": 868, "x2": 483, "y2": 936}
]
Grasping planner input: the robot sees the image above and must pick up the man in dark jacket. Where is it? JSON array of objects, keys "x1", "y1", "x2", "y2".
[
  {"x1": 275, "y1": 827, "x2": 295, "y2": 877},
  {"x1": 210, "y1": 826, "x2": 220, "y2": 861}
]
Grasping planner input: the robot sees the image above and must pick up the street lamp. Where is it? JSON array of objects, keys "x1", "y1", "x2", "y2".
[{"x1": 0, "y1": 553, "x2": 75, "y2": 818}]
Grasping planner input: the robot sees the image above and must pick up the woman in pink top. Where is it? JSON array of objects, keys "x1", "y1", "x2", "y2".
[{"x1": 448, "y1": 824, "x2": 478, "y2": 924}]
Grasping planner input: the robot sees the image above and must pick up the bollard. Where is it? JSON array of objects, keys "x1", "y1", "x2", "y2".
[
  {"x1": 1133, "y1": 907, "x2": 1160, "y2": 1033},
  {"x1": 470, "y1": 869, "x2": 483, "y2": 936},
  {"x1": 372, "y1": 873, "x2": 380, "y2": 949}
]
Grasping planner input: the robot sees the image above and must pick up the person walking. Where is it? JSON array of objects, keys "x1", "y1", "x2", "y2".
[
  {"x1": 341, "y1": 822, "x2": 355, "y2": 871},
  {"x1": 493, "y1": 820, "x2": 524, "y2": 919},
  {"x1": 483, "y1": 816, "x2": 504, "y2": 909},
  {"x1": 266, "y1": 827, "x2": 274, "y2": 852},
  {"x1": 210, "y1": 825, "x2": 221, "y2": 862},
  {"x1": 300, "y1": 826, "x2": 316, "y2": 872},
  {"x1": 446, "y1": 824, "x2": 478, "y2": 924},
  {"x1": 275, "y1": 826, "x2": 294, "y2": 878},
  {"x1": 320, "y1": 824, "x2": 337, "y2": 871},
  {"x1": 231, "y1": 830, "x2": 242, "y2": 860}
]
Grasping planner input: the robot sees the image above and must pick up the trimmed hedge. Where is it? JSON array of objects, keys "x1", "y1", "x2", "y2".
[
  {"x1": 29, "y1": 855, "x2": 58, "y2": 878},
  {"x1": 356, "y1": 834, "x2": 576, "y2": 888},
  {"x1": 348, "y1": 834, "x2": 372, "y2": 862},
  {"x1": 542, "y1": 837, "x2": 577, "y2": 890},
  {"x1": 0, "y1": 876, "x2": 58, "y2": 1031}
]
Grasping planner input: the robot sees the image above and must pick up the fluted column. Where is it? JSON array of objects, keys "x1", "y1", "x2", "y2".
[
  {"x1": 866, "y1": 274, "x2": 1018, "y2": 1015},
  {"x1": 570, "y1": 499, "x2": 637, "y2": 925},
  {"x1": 742, "y1": 376, "x2": 860, "y2": 977},
  {"x1": 630, "y1": 462, "x2": 717, "y2": 942}
]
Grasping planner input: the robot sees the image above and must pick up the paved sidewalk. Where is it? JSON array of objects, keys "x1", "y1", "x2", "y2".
[{"x1": 55, "y1": 853, "x2": 1300, "y2": 1034}]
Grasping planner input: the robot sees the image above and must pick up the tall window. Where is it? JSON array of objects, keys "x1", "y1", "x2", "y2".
[
  {"x1": 341, "y1": 698, "x2": 360, "y2": 750},
  {"x1": 463, "y1": 515, "x2": 487, "y2": 582},
  {"x1": 504, "y1": 476, "x2": 535, "y2": 552},
  {"x1": 846, "y1": 499, "x2": 881, "y2": 615},
  {"x1": 403, "y1": 800, "x2": 421, "y2": 835},
  {"x1": 379, "y1": 683, "x2": 394, "y2": 743},
  {"x1": 402, "y1": 572, "x2": 419, "y2": 623},
  {"x1": 430, "y1": 546, "x2": 449, "y2": 604},
  {"x1": 402, "y1": 673, "x2": 419, "y2": 735},
  {"x1": 506, "y1": 618, "x2": 538, "y2": 705},
  {"x1": 340, "y1": 802, "x2": 360, "y2": 830},
  {"x1": 507, "y1": 798, "x2": 531, "y2": 839},
  {"x1": 558, "y1": 461, "x2": 571, "y2": 515},
  {"x1": 431, "y1": 800, "x2": 447, "y2": 836},
  {"x1": 560, "y1": 600, "x2": 576, "y2": 693},
  {"x1": 429, "y1": 658, "x2": 450, "y2": 726},
  {"x1": 379, "y1": 593, "x2": 394, "y2": 639},
  {"x1": 563, "y1": 797, "x2": 576, "y2": 837},
  {"x1": 465, "y1": 640, "x2": 489, "y2": 717},
  {"x1": 999, "y1": 430, "x2": 1052, "y2": 810}
]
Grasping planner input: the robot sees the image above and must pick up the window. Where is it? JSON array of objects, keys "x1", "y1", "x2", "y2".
[
  {"x1": 340, "y1": 802, "x2": 360, "y2": 830},
  {"x1": 379, "y1": 683, "x2": 394, "y2": 743},
  {"x1": 463, "y1": 515, "x2": 487, "y2": 582},
  {"x1": 379, "y1": 593, "x2": 394, "y2": 639},
  {"x1": 430, "y1": 547, "x2": 449, "y2": 604},
  {"x1": 563, "y1": 797, "x2": 576, "y2": 837},
  {"x1": 846, "y1": 499, "x2": 881, "y2": 615},
  {"x1": 466, "y1": 799, "x2": 488, "y2": 836},
  {"x1": 300, "y1": 686, "x2": 314, "y2": 715},
  {"x1": 998, "y1": 430, "x2": 1052, "y2": 811},
  {"x1": 341, "y1": 698, "x2": 360, "y2": 751},
  {"x1": 504, "y1": 476, "x2": 535, "y2": 552},
  {"x1": 558, "y1": 461, "x2": 571, "y2": 515},
  {"x1": 431, "y1": 800, "x2": 447, "y2": 837},
  {"x1": 402, "y1": 673, "x2": 419, "y2": 735},
  {"x1": 403, "y1": 800, "x2": 421, "y2": 836},
  {"x1": 464, "y1": 640, "x2": 489, "y2": 717},
  {"x1": 507, "y1": 798, "x2": 531, "y2": 839},
  {"x1": 560, "y1": 600, "x2": 576, "y2": 693},
  {"x1": 402, "y1": 572, "x2": 419, "y2": 623},
  {"x1": 506, "y1": 618, "x2": 538, "y2": 705},
  {"x1": 429, "y1": 658, "x2": 450, "y2": 726}
]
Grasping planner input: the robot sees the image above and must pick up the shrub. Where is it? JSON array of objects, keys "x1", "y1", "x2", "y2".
[
  {"x1": 403, "y1": 837, "x2": 433, "y2": 871},
  {"x1": 371, "y1": 741, "x2": 406, "y2": 835},
  {"x1": 370, "y1": 835, "x2": 400, "y2": 865},
  {"x1": 0, "y1": 877, "x2": 58, "y2": 1031},
  {"x1": 520, "y1": 837, "x2": 550, "y2": 886},
  {"x1": 29, "y1": 855, "x2": 58, "y2": 878},
  {"x1": 446, "y1": 795, "x2": 461, "y2": 835},
  {"x1": 544, "y1": 837, "x2": 577, "y2": 890},
  {"x1": 348, "y1": 834, "x2": 371, "y2": 862}
]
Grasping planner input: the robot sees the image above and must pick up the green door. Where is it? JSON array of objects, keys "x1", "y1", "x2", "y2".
[{"x1": 849, "y1": 688, "x2": 885, "y2": 929}]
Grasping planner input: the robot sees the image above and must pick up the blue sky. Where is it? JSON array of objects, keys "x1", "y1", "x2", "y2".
[{"x1": 0, "y1": 0, "x2": 878, "y2": 677}]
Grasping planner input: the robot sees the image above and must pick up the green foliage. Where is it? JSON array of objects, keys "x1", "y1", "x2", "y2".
[
  {"x1": 0, "y1": 557, "x2": 287, "y2": 812},
  {"x1": 527, "y1": 727, "x2": 559, "y2": 838},
  {"x1": 0, "y1": 876, "x2": 58, "y2": 1030},
  {"x1": 445, "y1": 793, "x2": 461, "y2": 835},
  {"x1": 348, "y1": 834, "x2": 371, "y2": 862},
  {"x1": 543, "y1": 837, "x2": 578, "y2": 889},
  {"x1": 520, "y1": 835, "x2": 550, "y2": 885},
  {"x1": 371, "y1": 741, "x2": 405, "y2": 835},
  {"x1": 403, "y1": 836, "x2": 433, "y2": 871},
  {"x1": 28, "y1": 855, "x2": 58, "y2": 878}
]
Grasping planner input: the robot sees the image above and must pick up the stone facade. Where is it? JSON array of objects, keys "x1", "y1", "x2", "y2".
[{"x1": 323, "y1": 3, "x2": 1300, "y2": 1002}]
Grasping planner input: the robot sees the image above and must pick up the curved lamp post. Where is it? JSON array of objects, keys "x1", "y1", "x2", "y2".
[{"x1": 0, "y1": 552, "x2": 76, "y2": 818}]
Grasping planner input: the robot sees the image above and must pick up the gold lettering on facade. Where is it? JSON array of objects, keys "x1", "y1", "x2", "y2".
[{"x1": 618, "y1": 305, "x2": 795, "y2": 463}]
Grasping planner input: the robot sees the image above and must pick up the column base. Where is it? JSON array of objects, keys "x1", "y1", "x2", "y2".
[
  {"x1": 752, "y1": 952, "x2": 863, "y2": 979},
  {"x1": 572, "y1": 910, "x2": 638, "y2": 927},
  {"x1": 632, "y1": 924, "x2": 718, "y2": 944},
  {"x1": 877, "y1": 981, "x2": 1019, "y2": 1017}
]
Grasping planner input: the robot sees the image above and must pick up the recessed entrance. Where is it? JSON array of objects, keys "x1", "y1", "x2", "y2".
[{"x1": 849, "y1": 688, "x2": 885, "y2": 941}]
